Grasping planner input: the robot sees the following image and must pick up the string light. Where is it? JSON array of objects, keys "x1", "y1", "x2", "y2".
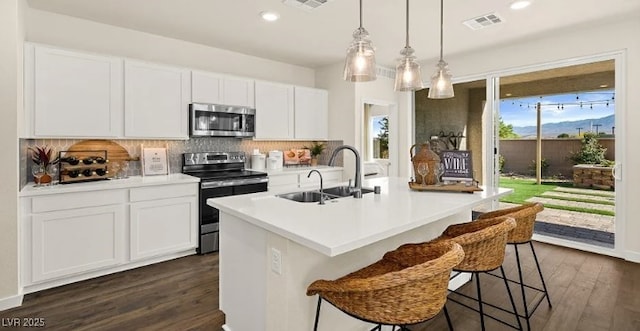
[{"x1": 501, "y1": 91, "x2": 615, "y2": 110}]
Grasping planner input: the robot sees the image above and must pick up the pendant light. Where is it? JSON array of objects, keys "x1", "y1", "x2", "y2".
[
  {"x1": 394, "y1": 0, "x2": 423, "y2": 91},
  {"x1": 343, "y1": 0, "x2": 377, "y2": 82},
  {"x1": 428, "y1": 0, "x2": 454, "y2": 99}
]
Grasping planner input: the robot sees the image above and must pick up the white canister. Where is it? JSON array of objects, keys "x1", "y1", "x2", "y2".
[
  {"x1": 267, "y1": 157, "x2": 280, "y2": 170},
  {"x1": 267, "y1": 150, "x2": 284, "y2": 169},
  {"x1": 251, "y1": 154, "x2": 266, "y2": 170}
]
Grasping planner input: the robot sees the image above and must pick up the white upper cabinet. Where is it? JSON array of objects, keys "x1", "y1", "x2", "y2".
[
  {"x1": 192, "y1": 71, "x2": 255, "y2": 108},
  {"x1": 24, "y1": 44, "x2": 124, "y2": 138},
  {"x1": 191, "y1": 71, "x2": 223, "y2": 104},
  {"x1": 124, "y1": 60, "x2": 190, "y2": 139},
  {"x1": 294, "y1": 87, "x2": 328, "y2": 140},
  {"x1": 222, "y1": 76, "x2": 255, "y2": 108},
  {"x1": 254, "y1": 81, "x2": 295, "y2": 139},
  {"x1": 255, "y1": 82, "x2": 329, "y2": 140}
]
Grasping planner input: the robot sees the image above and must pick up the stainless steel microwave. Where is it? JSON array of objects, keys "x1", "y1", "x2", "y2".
[{"x1": 189, "y1": 103, "x2": 255, "y2": 138}]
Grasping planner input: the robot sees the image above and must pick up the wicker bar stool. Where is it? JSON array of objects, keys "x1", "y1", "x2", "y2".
[
  {"x1": 388, "y1": 216, "x2": 522, "y2": 330},
  {"x1": 306, "y1": 240, "x2": 464, "y2": 331},
  {"x1": 477, "y1": 202, "x2": 550, "y2": 330}
]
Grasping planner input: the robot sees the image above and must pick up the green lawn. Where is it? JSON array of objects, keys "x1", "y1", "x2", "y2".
[
  {"x1": 498, "y1": 178, "x2": 561, "y2": 204},
  {"x1": 498, "y1": 177, "x2": 615, "y2": 216}
]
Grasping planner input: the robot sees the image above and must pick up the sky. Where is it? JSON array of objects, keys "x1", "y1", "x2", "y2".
[
  {"x1": 500, "y1": 89, "x2": 615, "y2": 127},
  {"x1": 372, "y1": 115, "x2": 386, "y2": 136}
]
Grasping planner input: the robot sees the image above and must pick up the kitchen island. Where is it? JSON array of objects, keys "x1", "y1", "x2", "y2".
[{"x1": 209, "y1": 177, "x2": 512, "y2": 331}]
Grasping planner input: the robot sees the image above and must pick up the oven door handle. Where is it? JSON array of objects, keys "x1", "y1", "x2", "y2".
[{"x1": 201, "y1": 177, "x2": 269, "y2": 189}]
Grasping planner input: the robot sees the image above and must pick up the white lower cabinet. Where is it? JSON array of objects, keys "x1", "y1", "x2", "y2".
[
  {"x1": 299, "y1": 169, "x2": 342, "y2": 188},
  {"x1": 268, "y1": 173, "x2": 299, "y2": 191},
  {"x1": 31, "y1": 205, "x2": 126, "y2": 283},
  {"x1": 21, "y1": 181, "x2": 199, "y2": 291},
  {"x1": 267, "y1": 168, "x2": 343, "y2": 191},
  {"x1": 130, "y1": 197, "x2": 197, "y2": 261}
]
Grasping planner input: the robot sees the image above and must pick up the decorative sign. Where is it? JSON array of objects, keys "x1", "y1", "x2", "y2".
[
  {"x1": 141, "y1": 146, "x2": 169, "y2": 176},
  {"x1": 441, "y1": 150, "x2": 473, "y2": 182}
]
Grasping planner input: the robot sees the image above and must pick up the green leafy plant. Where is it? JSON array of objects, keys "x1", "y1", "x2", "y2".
[
  {"x1": 304, "y1": 141, "x2": 326, "y2": 158},
  {"x1": 29, "y1": 145, "x2": 59, "y2": 168},
  {"x1": 570, "y1": 132, "x2": 608, "y2": 165},
  {"x1": 498, "y1": 154, "x2": 505, "y2": 173},
  {"x1": 529, "y1": 158, "x2": 550, "y2": 176}
]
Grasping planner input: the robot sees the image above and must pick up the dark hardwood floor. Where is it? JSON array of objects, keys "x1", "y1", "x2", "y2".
[
  {"x1": 0, "y1": 254, "x2": 225, "y2": 330},
  {"x1": 1, "y1": 242, "x2": 639, "y2": 330}
]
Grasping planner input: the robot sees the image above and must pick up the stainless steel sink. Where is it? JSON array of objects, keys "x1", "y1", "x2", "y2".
[
  {"x1": 276, "y1": 191, "x2": 338, "y2": 203},
  {"x1": 277, "y1": 186, "x2": 374, "y2": 203},
  {"x1": 322, "y1": 186, "x2": 374, "y2": 197}
]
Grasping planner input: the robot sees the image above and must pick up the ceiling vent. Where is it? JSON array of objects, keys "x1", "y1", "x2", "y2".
[
  {"x1": 376, "y1": 66, "x2": 396, "y2": 80},
  {"x1": 282, "y1": 0, "x2": 333, "y2": 12},
  {"x1": 463, "y1": 12, "x2": 505, "y2": 30}
]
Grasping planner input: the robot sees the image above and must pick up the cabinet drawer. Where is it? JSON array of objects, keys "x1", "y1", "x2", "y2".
[
  {"x1": 268, "y1": 174, "x2": 299, "y2": 188},
  {"x1": 299, "y1": 170, "x2": 342, "y2": 187},
  {"x1": 31, "y1": 189, "x2": 127, "y2": 213},
  {"x1": 130, "y1": 183, "x2": 198, "y2": 202}
]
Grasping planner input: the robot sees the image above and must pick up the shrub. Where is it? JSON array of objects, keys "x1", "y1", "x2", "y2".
[
  {"x1": 570, "y1": 132, "x2": 607, "y2": 165},
  {"x1": 498, "y1": 154, "x2": 505, "y2": 173},
  {"x1": 529, "y1": 158, "x2": 550, "y2": 176}
]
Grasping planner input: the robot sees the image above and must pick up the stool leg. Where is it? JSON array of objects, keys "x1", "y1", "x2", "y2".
[
  {"x1": 475, "y1": 272, "x2": 486, "y2": 331},
  {"x1": 530, "y1": 241, "x2": 552, "y2": 308},
  {"x1": 313, "y1": 297, "x2": 322, "y2": 331},
  {"x1": 501, "y1": 266, "x2": 523, "y2": 331},
  {"x1": 444, "y1": 304, "x2": 454, "y2": 331},
  {"x1": 514, "y1": 244, "x2": 530, "y2": 330}
]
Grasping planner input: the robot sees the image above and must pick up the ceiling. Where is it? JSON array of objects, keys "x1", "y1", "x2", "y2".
[{"x1": 26, "y1": 0, "x2": 640, "y2": 69}]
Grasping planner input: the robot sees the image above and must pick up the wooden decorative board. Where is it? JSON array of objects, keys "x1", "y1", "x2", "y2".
[
  {"x1": 408, "y1": 181, "x2": 483, "y2": 193},
  {"x1": 68, "y1": 140, "x2": 137, "y2": 161},
  {"x1": 65, "y1": 140, "x2": 138, "y2": 179}
]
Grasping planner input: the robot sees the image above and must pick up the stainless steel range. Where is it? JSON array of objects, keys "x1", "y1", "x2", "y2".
[{"x1": 182, "y1": 152, "x2": 268, "y2": 254}]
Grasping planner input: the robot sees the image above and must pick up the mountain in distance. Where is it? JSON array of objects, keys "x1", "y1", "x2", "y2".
[{"x1": 512, "y1": 115, "x2": 615, "y2": 138}]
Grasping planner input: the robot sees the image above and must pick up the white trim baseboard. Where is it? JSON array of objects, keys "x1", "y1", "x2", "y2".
[
  {"x1": 532, "y1": 234, "x2": 621, "y2": 258},
  {"x1": 222, "y1": 325, "x2": 232, "y2": 331},
  {"x1": 0, "y1": 293, "x2": 23, "y2": 312},
  {"x1": 624, "y1": 250, "x2": 640, "y2": 263}
]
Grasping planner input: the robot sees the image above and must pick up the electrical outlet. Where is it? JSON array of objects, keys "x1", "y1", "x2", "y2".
[{"x1": 271, "y1": 248, "x2": 282, "y2": 275}]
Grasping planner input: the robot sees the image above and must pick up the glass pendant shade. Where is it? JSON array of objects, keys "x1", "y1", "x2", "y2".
[
  {"x1": 343, "y1": 27, "x2": 377, "y2": 82},
  {"x1": 394, "y1": 47, "x2": 423, "y2": 91},
  {"x1": 427, "y1": 59, "x2": 454, "y2": 98}
]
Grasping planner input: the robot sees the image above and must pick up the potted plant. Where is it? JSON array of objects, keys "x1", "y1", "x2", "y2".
[
  {"x1": 305, "y1": 141, "x2": 326, "y2": 166},
  {"x1": 29, "y1": 145, "x2": 59, "y2": 184}
]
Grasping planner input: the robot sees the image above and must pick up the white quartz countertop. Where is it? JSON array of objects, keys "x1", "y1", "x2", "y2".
[
  {"x1": 20, "y1": 173, "x2": 200, "y2": 197},
  {"x1": 247, "y1": 165, "x2": 343, "y2": 176},
  {"x1": 209, "y1": 177, "x2": 512, "y2": 257}
]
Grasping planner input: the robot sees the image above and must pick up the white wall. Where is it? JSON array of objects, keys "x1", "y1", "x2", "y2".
[
  {"x1": 26, "y1": 8, "x2": 315, "y2": 87},
  {"x1": 0, "y1": 0, "x2": 25, "y2": 309},
  {"x1": 430, "y1": 16, "x2": 640, "y2": 261},
  {"x1": 316, "y1": 63, "x2": 410, "y2": 181}
]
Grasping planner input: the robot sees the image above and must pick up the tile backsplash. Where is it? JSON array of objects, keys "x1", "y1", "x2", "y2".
[{"x1": 20, "y1": 138, "x2": 344, "y2": 188}]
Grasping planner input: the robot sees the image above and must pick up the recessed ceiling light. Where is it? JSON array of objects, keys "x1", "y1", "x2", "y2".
[
  {"x1": 260, "y1": 11, "x2": 280, "y2": 22},
  {"x1": 510, "y1": 0, "x2": 532, "y2": 10},
  {"x1": 505, "y1": 93, "x2": 513, "y2": 97},
  {"x1": 599, "y1": 84, "x2": 609, "y2": 88}
]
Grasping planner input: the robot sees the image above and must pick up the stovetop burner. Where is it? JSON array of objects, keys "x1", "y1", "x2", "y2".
[{"x1": 182, "y1": 151, "x2": 267, "y2": 182}]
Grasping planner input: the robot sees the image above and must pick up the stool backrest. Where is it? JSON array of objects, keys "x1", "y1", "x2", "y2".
[
  {"x1": 307, "y1": 240, "x2": 464, "y2": 325},
  {"x1": 477, "y1": 203, "x2": 544, "y2": 243},
  {"x1": 443, "y1": 216, "x2": 516, "y2": 272}
]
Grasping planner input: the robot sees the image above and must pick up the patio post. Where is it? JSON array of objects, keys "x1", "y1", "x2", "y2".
[{"x1": 536, "y1": 102, "x2": 542, "y2": 184}]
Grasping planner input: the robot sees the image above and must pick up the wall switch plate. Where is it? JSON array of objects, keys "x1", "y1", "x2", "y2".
[{"x1": 271, "y1": 248, "x2": 282, "y2": 275}]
